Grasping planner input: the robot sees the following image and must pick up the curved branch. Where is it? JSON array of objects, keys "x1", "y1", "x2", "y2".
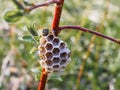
[
  {"x1": 26, "y1": 0, "x2": 60, "y2": 11},
  {"x1": 58, "y1": 25, "x2": 120, "y2": 44}
]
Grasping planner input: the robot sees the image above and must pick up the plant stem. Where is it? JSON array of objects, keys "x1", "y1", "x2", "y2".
[
  {"x1": 38, "y1": 68, "x2": 48, "y2": 90},
  {"x1": 52, "y1": 0, "x2": 64, "y2": 35},
  {"x1": 76, "y1": 35, "x2": 96, "y2": 90},
  {"x1": 26, "y1": 0, "x2": 60, "y2": 11},
  {"x1": 37, "y1": 1, "x2": 64, "y2": 90},
  {"x1": 58, "y1": 25, "x2": 120, "y2": 44}
]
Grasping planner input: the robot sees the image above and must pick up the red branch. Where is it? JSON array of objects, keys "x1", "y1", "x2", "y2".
[
  {"x1": 58, "y1": 25, "x2": 120, "y2": 44},
  {"x1": 52, "y1": 0, "x2": 64, "y2": 35},
  {"x1": 38, "y1": 68, "x2": 48, "y2": 90},
  {"x1": 37, "y1": 1, "x2": 64, "y2": 90}
]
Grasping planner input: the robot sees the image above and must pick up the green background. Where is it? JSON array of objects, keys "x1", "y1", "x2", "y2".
[{"x1": 0, "y1": 0, "x2": 120, "y2": 90}]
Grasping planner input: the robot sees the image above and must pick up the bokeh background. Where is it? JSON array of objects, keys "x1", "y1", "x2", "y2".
[{"x1": 0, "y1": 0, "x2": 120, "y2": 90}]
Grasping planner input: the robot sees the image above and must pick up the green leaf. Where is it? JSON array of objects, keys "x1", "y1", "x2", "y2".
[
  {"x1": 18, "y1": 35, "x2": 40, "y2": 44},
  {"x1": 18, "y1": 35, "x2": 35, "y2": 43},
  {"x1": 31, "y1": 67, "x2": 42, "y2": 81},
  {"x1": 30, "y1": 46, "x2": 38, "y2": 54},
  {"x1": 27, "y1": 25, "x2": 38, "y2": 36},
  {"x1": 48, "y1": 74, "x2": 63, "y2": 81},
  {"x1": 24, "y1": 0, "x2": 33, "y2": 6},
  {"x1": 4, "y1": 10, "x2": 23, "y2": 23},
  {"x1": 35, "y1": 74, "x2": 41, "y2": 81},
  {"x1": 31, "y1": 67, "x2": 41, "y2": 74},
  {"x1": 27, "y1": 25, "x2": 40, "y2": 44},
  {"x1": 31, "y1": 67, "x2": 42, "y2": 73},
  {"x1": 34, "y1": 36, "x2": 40, "y2": 42}
]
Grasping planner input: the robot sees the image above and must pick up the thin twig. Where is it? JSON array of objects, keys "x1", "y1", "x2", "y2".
[
  {"x1": 58, "y1": 25, "x2": 120, "y2": 44},
  {"x1": 26, "y1": 0, "x2": 60, "y2": 11}
]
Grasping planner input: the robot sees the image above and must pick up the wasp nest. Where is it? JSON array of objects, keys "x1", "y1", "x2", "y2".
[{"x1": 38, "y1": 29, "x2": 71, "y2": 73}]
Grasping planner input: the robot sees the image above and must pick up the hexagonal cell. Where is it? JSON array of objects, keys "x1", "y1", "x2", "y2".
[
  {"x1": 53, "y1": 57, "x2": 60, "y2": 63},
  {"x1": 46, "y1": 67, "x2": 52, "y2": 73},
  {"x1": 42, "y1": 29, "x2": 49, "y2": 36},
  {"x1": 40, "y1": 38, "x2": 47, "y2": 45},
  {"x1": 61, "y1": 65, "x2": 65, "y2": 70},
  {"x1": 45, "y1": 60, "x2": 53, "y2": 66},
  {"x1": 66, "y1": 48, "x2": 70, "y2": 53},
  {"x1": 66, "y1": 51, "x2": 71, "y2": 59},
  {"x1": 60, "y1": 42, "x2": 65, "y2": 49},
  {"x1": 60, "y1": 52, "x2": 67, "y2": 59},
  {"x1": 68, "y1": 52, "x2": 71, "y2": 58},
  {"x1": 63, "y1": 58, "x2": 71, "y2": 66},
  {"x1": 53, "y1": 65, "x2": 60, "y2": 71},
  {"x1": 40, "y1": 60, "x2": 45, "y2": 67},
  {"x1": 60, "y1": 59, "x2": 66, "y2": 65},
  {"x1": 53, "y1": 38, "x2": 60, "y2": 46},
  {"x1": 45, "y1": 52, "x2": 53, "y2": 60},
  {"x1": 39, "y1": 54, "x2": 45, "y2": 60},
  {"x1": 38, "y1": 46, "x2": 46, "y2": 53},
  {"x1": 45, "y1": 43, "x2": 53, "y2": 51},
  {"x1": 53, "y1": 48, "x2": 60, "y2": 56},
  {"x1": 47, "y1": 34, "x2": 54, "y2": 41},
  {"x1": 66, "y1": 58, "x2": 71, "y2": 64},
  {"x1": 61, "y1": 64, "x2": 66, "y2": 69}
]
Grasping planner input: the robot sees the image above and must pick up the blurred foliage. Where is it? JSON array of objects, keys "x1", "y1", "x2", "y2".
[{"x1": 0, "y1": 0, "x2": 120, "y2": 90}]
